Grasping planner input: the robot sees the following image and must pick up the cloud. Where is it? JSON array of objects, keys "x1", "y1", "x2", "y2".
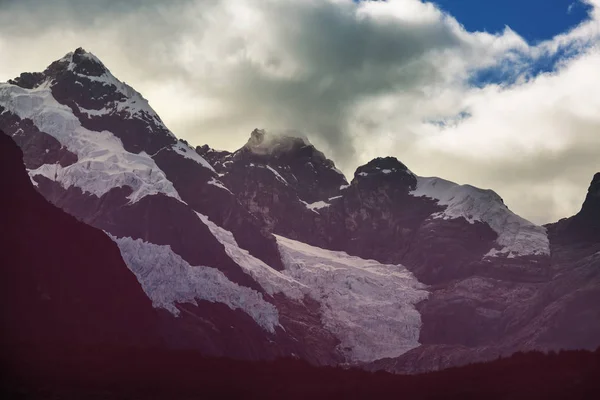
[{"x1": 0, "y1": 0, "x2": 599, "y2": 223}]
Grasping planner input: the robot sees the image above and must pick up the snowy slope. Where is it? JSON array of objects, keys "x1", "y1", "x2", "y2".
[
  {"x1": 411, "y1": 176, "x2": 549, "y2": 258},
  {"x1": 0, "y1": 81, "x2": 181, "y2": 203},
  {"x1": 200, "y1": 212, "x2": 428, "y2": 363}
]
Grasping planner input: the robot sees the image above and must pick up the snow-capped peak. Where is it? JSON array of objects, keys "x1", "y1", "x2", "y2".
[
  {"x1": 353, "y1": 157, "x2": 417, "y2": 187},
  {"x1": 411, "y1": 176, "x2": 550, "y2": 258},
  {"x1": 0, "y1": 49, "x2": 196, "y2": 203},
  {"x1": 61, "y1": 49, "x2": 168, "y2": 128},
  {"x1": 66, "y1": 47, "x2": 108, "y2": 77}
]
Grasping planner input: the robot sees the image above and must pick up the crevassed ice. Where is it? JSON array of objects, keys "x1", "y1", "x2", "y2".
[
  {"x1": 275, "y1": 235, "x2": 428, "y2": 363},
  {"x1": 0, "y1": 82, "x2": 181, "y2": 204},
  {"x1": 110, "y1": 234, "x2": 280, "y2": 333},
  {"x1": 410, "y1": 176, "x2": 550, "y2": 257},
  {"x1": 199, "y1": 212, "x2": 428, "y2": 363}
]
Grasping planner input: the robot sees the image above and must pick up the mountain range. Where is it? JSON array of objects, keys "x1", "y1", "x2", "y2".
[{"x1": 1, "y1": 48, "x2": 599, "y2": 374}]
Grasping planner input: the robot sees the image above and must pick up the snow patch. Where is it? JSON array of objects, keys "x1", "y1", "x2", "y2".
[
  {"x1": 305, "y1": 201, "x2": 330, "y2": 211},
  {"x1": 299, "y1": 200, "x2": 321, "y2": 214},
  {"x1": 77, "y1": 104, "x2": 111, "y2": 117},
  {"x1": 266, "y1": 165, "x2": 288, "y2": 185},
  {"x1": 208, "y1": 177, "x2": 233, "y2": 194},
  {"x1": 411, "y1": 176, "x2": 550, "y2": 258},
  {"x1": 110, "y1": 234, "x2": 279, "y2": 333}
]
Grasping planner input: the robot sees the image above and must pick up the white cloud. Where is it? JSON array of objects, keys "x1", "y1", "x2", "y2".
[{"x1": 0, "y1": 0, "x2": 599, "y2": 223}]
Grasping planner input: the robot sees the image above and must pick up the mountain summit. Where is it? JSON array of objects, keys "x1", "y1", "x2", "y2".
[{"x1": 1, "y1": 49, "x2": 599, "y2": 373}]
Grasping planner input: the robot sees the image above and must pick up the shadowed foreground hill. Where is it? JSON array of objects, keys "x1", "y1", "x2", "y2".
[
  {"x1": 0, "y1": 132, "x2": 161, "y2": 349},
  {"x1": 2, "y1": 345, "x2": 600, "y2": 399}
]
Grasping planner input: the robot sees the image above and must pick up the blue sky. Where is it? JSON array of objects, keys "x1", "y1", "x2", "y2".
[
  {"x1": 354, "y1": 0, "x2": 591, "y2": 44},
  {"x1": 433, "y1": 0, "x2": 591, "y2": 44},
  {"x1": 351, "y1": 1, "x2": 594, "y2": 86},
  {"x1": 430, "y1": 0, "x2": 594, "y2": 86}
]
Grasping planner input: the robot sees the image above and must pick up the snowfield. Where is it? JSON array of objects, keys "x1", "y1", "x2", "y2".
[{"x1": 0, "y1": 81, "x2": 182, "y2": 204}]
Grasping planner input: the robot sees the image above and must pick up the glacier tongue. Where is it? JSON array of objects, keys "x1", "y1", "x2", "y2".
[
  {"x1": 275, "y1": 236, "x2": 428, "y2": 363},
  {"x1": 199, "y1": 211, "x2": 428, "y2": 363},
  {"x1": 411, "y1": 176, "x2": 550, "y2": 258}
]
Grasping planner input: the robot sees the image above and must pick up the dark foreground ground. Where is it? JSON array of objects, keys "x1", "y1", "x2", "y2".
[{"x1": 1, "y1": 345, "x2": 599, "y2": 399}]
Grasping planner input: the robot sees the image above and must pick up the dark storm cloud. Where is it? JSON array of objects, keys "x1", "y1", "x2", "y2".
[
  {"x1": 0, "y1": 0, "x2": 514, "y2": 161},
  {"x1": 0, "y1": 0, "x2": 598, "y2": 223}
]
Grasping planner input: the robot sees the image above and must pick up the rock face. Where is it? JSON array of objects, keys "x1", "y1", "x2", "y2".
[{"x1": 1, "y1": 49, "x2": 599, "y2": 373}]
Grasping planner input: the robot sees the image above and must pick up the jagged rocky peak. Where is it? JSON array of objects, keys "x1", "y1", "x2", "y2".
[
  {"x1": 8, "y1": 48, "x2": 106, "y2": 90},
  {"x1": 233, "y1": 128, "x2": 344, "y2": 175},
  {"x1": 52, "y1": 47, "x2": 107, "y2": 78},
  {"x1": 247, "y1": 128, "x2": 267, "y2": 147},
  {"x1": 7, "y1": 72, "x2": 45, "y2": 90},
  {"x1": 69, "y1": 47, "x2": 107, "y2": 77},
  {"x1": 238, "y1": 128, "x2": 345, "y2": 179},
  {"x1": 353, "y1": 157, "x2": 417, "y2": 188},
  {"x1": 196, "y1": 144, "x2": 233, "y2": 171},
  {"x1": 243, "y1": 128, "x2": 315, "y2": 157},
  {"x1": 581, "y1": 173, "x2": 600, "y2": 212},
  {"x1": 569, "y1": 172, "x2": 600, "y2": 235},
  {"x1": 197, "y1": 144, "x2": 232, "y2": 159},
  {"x1": 213, "y1": 128, "x2": 348, "y2": 203}
]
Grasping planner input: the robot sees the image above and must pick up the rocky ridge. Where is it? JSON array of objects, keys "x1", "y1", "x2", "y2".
[{"x1": 1, "y1": 49, "x2": 599, "y2": 372}]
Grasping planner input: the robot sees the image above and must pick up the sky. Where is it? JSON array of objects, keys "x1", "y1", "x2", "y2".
[{"x1": 0, "y1": 0, "x2": 599, "y2": 224}]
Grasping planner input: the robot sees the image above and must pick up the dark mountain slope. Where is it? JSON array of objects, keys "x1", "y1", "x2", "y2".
[
  {"x1": 0, "y1": 132, "x2": 161, "y2": 349},
  {"x1": 0, "y1": 130, "x2": 340, "y2": 365},
  {"x1": 2, "y1": 345, "x2": 599, "y2": 399}
]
